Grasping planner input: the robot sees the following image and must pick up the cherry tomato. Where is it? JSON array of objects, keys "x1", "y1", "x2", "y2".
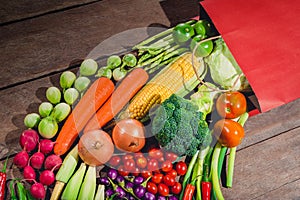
[
  {"x1": 148, "y1": 159, "x2": 159, "y2": 171},
  {"x1": 148, "y1": 148, "x2": 164, "y2": 160},
  {"x1": 134, "y1": 152, "x2": 144, "y2": 158},
  {"x1": 165, "y1": 152, "x2": 178, "y2": 162},
  {"x1": 166, "y1": 169, "x2": 177, "y2": 178},
  {"x1": 158, "y1": 183, "x2": 169, "y2": 196},
  {"x1": 131, "y1": 167, "x2": 140, "y2": 177},
  {"x1": 146, "y1": 182, "x2": 158, "y2": 195},
  {"x1": 118, "y1": 165, "x2": 129, "y2": 177},
  {"x1": 140, "y1": 170, "x2": 152, "y2": 179},
  {"x1": 171, "y1": 182, "x2": 182, "y2": 195},
  {"x1": 108, "y1": 155, "x2": 121, "y2": 167},
  {"x1": 175, "y1": 161, "x2": 187, "y2": 176},
  {"x1": 163, "y1": 174, "x2": 175, "y2": 186},
  {"x1": 161, "y1": 160, "x2": 173, "y2": 172},
  {"x1": 136, "y1": 156, "x2": 147, "y2": 169},
  {"x1": 124, "y1": 158, "x2": 135, "y2": 172},
  {"x1": 214, "y1": 119, "x2": 245, "y2": 147},
  {"x1": 216, "y1": 91, "x2": 247, "y2": 119},
  {"x1": 151, "y1": 173, "x2": 163, "y2": 184},
  {"x1": 122, "y1": 154, "x2": 134, "y2": 162}
]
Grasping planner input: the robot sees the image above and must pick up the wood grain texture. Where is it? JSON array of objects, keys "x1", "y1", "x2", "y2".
[
  {"x1": 222, "y1": 127, "x2": 300, "y2": 200},
  {"x1": 0, "y1": 0, "x2": 170, "y2": 89},
  {"x1": 0, "y1": 0, "x2": 99, "y2": 25}
]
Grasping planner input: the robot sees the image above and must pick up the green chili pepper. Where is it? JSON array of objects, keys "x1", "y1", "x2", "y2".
[{"x1": 16, "y1": 182, "x2": 27, "y2": 200}]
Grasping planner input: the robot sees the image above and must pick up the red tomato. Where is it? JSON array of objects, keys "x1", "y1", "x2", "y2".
[
  {"x1": 148, "y1": 148, "x2": 164, "y2": 159},
  {"x1": 124, "y1": 158, "x2": 135, "y2": 172},
  {"x1": 171, "y1": 182, "x2": 182, "y2": 194},
  {"x1": 216, "y1": 91, "x2": 247, "y2": 119},
  {"x1": 214, "y1": 119, "x2": 245, "y2": 147},
  {"x1": 118, "y1": 165, "x2": 129, "y2": 177},
  {"x1": 166, "y1": 169, "x2": 177, "y2": 178},
  {"x1": 148, "y1": 159, "x2": 159, "y2": 171},
  {"x1": 163, "y1": 174, "x2": 175, "y2": 186},
  {"x1": 175, "y1": 161, "x2": 187, "y2": 176},
  {"x1": 134, "y1": 152, "x2": 144, "y2": 158},
  {"x1": 151, "y1": 173, "x2": 163, "y2": 184},
  {"x1": 161, "y1": 160, "x2": 173, "y2": 172},
  {"x1": 140, "y1": 170, "x2": 152, "y2": 179},
  {"x1": 131, "y1": 167, "x2": 140, "y2": 176},
  {"x1": 158, "y1": 183, "x2": 169, "y2": 196},
  {"x1": 165, "y1": 152, "x2": 178, "y2": 162},
  {"x1": 136, "y1": 156, "x2": 147, "y2": 169},
  {"x1": 108, "y1": 155, "x2": 121, "y2": 167},
  {"x1": 146, "y1": 182, "x2": 158, "y2": 195},
  {"x1": 122, "y1": 154, "x2": 134, "y2": 162}
]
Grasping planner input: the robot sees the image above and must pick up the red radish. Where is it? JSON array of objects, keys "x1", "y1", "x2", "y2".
[
  {"x1": 30, "y1": 152, "x2": 45, "y2": 169},
  {"x1": 39, "y1": 139, "x2": 55, "y2": 154},
  {"x1": 44, "y1": 154, "x2": 62, "y2": 171},
  {"x1": 30, "y1": 182, "x2": 46, "y2": 199},
  {"x1": 39, "y1": 163, "x2": 60, "y2": 186},
  {"x1": 13, "y1": 150, "x2": 29, "y2": 168},
  {"x1": 19, "y1": 129, "x2": 39, "y2": 152},
  {"x1": 39, "y1": 170, "x2": 55, "y2": 186},
  {"x1": 23, "y1": 165, "x2": 36, "y2": 183}
]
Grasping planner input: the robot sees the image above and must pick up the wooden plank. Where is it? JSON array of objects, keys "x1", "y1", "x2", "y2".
[
  {"x1": 0, "y1": 0, "x2": 199, "y2": 89},
  {"x1": 222, "y1": 127, "x2": 300, "y2": 199},
  {"x1": 0, "y1": 0, "x2": 99, "y2": 24},
  {"x1": 0, "y1": 0, "x2": 167, "y2": 89},
  {"x1": 238, "y1": 97, "x2": 300, "y2": 150}
]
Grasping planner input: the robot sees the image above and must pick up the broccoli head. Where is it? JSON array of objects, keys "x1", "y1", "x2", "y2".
[{"x1": 152, "y1": 94, "x2": 211, "y2": 157}]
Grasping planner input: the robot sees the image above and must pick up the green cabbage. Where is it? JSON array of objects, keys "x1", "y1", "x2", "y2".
[{"x1": 205, "y1": 38, "x2": 249, "y2": 90}]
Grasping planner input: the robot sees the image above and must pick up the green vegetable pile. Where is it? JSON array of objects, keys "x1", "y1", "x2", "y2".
[{"x1": 152, "y1": 94, "x2": 211, "y2": 157}]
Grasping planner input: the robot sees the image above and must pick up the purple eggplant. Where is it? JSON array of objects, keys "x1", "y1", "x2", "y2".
[
  {"x1": 134, "y1": 185, "x2": 146, "y2": 199},
  {"x1": 105, "y1": 188, "x2": 114, "y2": 197},
  {"x1": 168, "y1": 196, "x2": 178, "y2": 200},
  {"x1": 99, "y1": 177, "x2": 110, "y2": 186},
  {"x1": 107, "y1": 168, "x2": 118, "y2": 180},
  {"x1": 133, "y1": 176, "x2": 144, "y2": 185},
  {"x1": 144, "y1": 192, "x2": 156, "y2": 200},
  {"x1": 125, "y1": 181, "x2": 134, "y2": 190},
  {"x1": 116, "y1": 186, "x2": 126, "y2": 198}
]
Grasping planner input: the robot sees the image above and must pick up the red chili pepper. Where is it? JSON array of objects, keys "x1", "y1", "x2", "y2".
[
  {"x1": 201, "y1": 163, "x2": 212, "y2": 200},
  {"x1": 183, "y1": 183, "x2": 196, "y2": 200},
  {"x1": 0, "y1": 157, "x2": 9, "y2": 200}
]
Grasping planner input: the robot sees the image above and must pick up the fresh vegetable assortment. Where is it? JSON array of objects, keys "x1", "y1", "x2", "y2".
[{"x1": 1, "y1": 19, "x2": 254, "y2": 199}]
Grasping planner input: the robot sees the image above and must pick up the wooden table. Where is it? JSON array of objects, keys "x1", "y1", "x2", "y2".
[{"x1": 1, "y1": 1, "x2": 299, "y2": 199}]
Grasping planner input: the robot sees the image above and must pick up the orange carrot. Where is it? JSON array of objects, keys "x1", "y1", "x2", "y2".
[
  {"x1": 83, "y1": 68, "x2": 149, "y2": 133},
  {"x1": 54, "y1": 77, "x2": 114, "y2": 155}
]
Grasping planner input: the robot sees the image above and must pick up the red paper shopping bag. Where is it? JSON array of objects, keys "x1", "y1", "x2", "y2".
[{"x1": 200, "y1": 0, "x2": 300, "y2": 113}]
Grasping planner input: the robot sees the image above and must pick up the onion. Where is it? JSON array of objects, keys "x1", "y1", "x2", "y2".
[
  {"x1": 112, "y1": 119, "x2": 145, "y2": 153},
  {"x1": 78, "y1": 130, "x2": 114, "y2": 166}
]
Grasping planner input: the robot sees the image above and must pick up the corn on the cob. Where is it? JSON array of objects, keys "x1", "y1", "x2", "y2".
[
  {"x1": 50, "y1": 145, "x2": 79, "y2": 200},
  {"x1": 61, "y1": 163, "x2": 86, "y2": 200},
  {"x1": 78, "y1": 166, "x2": 97, "y2": 200},
  {"x1": 127, "y1": 52, "x2": 206, "y2": 119}
]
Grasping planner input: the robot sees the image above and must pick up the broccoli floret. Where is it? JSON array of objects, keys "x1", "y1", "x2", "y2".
[{"x1": 152, "y1": 94, "x2": 212, "y2": 157}]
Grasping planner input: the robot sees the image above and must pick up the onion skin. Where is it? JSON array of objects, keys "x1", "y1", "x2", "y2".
[
  {"x1": 112, "y1": 119, "x2": 145, "y2": 153},
  {"x1": 78, "y1": 130, "x2": 114, "y2": 166}
]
